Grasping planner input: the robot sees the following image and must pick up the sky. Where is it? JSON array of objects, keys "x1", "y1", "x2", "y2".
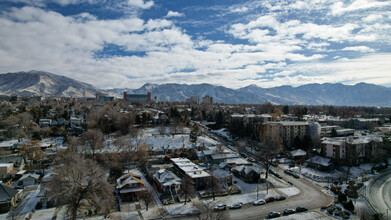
[{"x1": 0, "y1": 0, "x2": 390, "y2": 89}]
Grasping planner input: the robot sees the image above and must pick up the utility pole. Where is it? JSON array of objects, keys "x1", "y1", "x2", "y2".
[{"x1": 256, "y1": 179, "x2": 259, "y2": 200}]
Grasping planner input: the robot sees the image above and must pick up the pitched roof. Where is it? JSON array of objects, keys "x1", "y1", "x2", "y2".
[
  {"x1": 117, "y1": 172, "x2": 145, "y2": 189},
  {"x1": 154, "y1": 169, "x2": 181, "y2": 186},
  {"x1": 0, "y1": 184, "x2": 18, "y2": 203}
]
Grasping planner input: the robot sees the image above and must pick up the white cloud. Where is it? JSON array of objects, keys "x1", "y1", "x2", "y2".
[
  {"x1": 342, "y1": 46, "x2": 375, "y2": 52},
  {"x1": 127, "y1": 0, "x2": 154, "y2": 9},
  {"x1": 165, "y1": 11, "x2": 185, "y2": 18},
  {"x1": 231, "y1": 7, "x2": 249, "y2": 13},
  {"x1": 331, "y1": 0, "x2": 390, "y2": 16},
  {"x1": 363, "y1": 14, "x2": 383, "y2": 22}
]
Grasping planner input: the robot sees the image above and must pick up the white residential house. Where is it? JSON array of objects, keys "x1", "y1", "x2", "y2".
[{"x1": 153, "y1": 169, "x2": 181, "y2": 194}]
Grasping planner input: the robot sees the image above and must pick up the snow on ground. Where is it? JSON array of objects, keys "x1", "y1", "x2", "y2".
[
  {"x1": 276, "y1": 211, "x2": 330, "y2": 220},
  {"x1": 207, "y1": 190, "x2": 279, "y2": 206},
  {"x1": 107, "y1": 211, "x2": 140, "y2": 220},
  {"x1": 233, "y1": 176, "x2": 265, "y2": 193},
  {"x1": 165, "y1": 204, "x2": 199, "y2": 216},
  {"x1": 268, "y1": 176, "x2": 289, "y2": 188},
  {"x1": 102, "y1": 127, "x2": 219, "y2": 152},
  {"x1": 280, "y1": 165, "x2": 344, "y2": 182},
  {"x1": 30, "y1": 207, "x2": 67, "y2": 220},
  {"x1": 278, "y1": 187, "x2": 300, "y2": 197},
  {"x1": 212, "y1": 129, "x2": 231, "y2": 140},
  {"x1": 30, "y1": 208, "x2": 56, "y2": 220}
]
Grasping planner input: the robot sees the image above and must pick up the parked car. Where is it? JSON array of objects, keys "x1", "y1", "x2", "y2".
[
  {"x1": 265, "y1": 197, "x2": 275, "y2": 203},
  {"x1": 283, "y1": 209, "x2": 296, "y2": 215},
  {"x1": 253, "y1": 199, "x2": 266, "y2": 206},
  {"x1": 213, "y1": 204, "x2": 227, "y2": 211},
  {"x1": 268, "y1": 211, "x2": 281, "y2": 218},
  {"x1": 284, "y1": 169, "x2": 293, "y2": 175},
  {"x1": 229, "y1": 202, "x2": 243, "y2": 209},
  {"x1": 275, "y1": 195, "x2": 286, "y2": 201},
  {"x1": 269, "y1": 169, "x2": 281, "y2": 178},
  {"x1": 296, "y1": 206, "x2": 308, "y2": 212},
  {"x1": 287, "y1": 181, "x2": 293, "y2": 186}
]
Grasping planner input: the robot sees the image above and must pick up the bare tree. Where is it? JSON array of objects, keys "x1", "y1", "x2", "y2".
[
  {"x1": 48, "y1": 152, "x2": 115, "y2": 220},
  {"x1": 135, "y1": 144, "x2": 149, "y2": 172},
  {"x1": 113, "y1": 135, "x2": 135, "y2": 169},
  {"x1": 68, "y1": 136, "x2": 81, "y2": 152},
  {"x1": 180, "y1": 176, "x2": 196, "y2": 204},
  {"x1": 21, "y1": 140, "x2": 43, "y2": 165},
  {"x1": 82, "y1": 129, "x2": 104, "y2": 160},
  {"x1": 216, "y1": 144, "x2": 224, "y2": 154},
  {"x1": 138, "y1": 189, "x2": 154, "y2": 211},
  {"x1": 195, "y1": 201, "x2": 228, "y2": 220},
  {"x1": 256, "y1": 146, "x2": 277, "y2": 180},
  {"x1": 207, "y1": 173, "x2": 221, "y2": 201}
]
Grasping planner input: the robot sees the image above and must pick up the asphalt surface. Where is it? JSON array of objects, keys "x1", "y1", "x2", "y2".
[
  {"x1": 367, "y1": 170, "x2": 391, "y2": 218},
  {"x1": 226, "y1": 168, "x2": 333, "y2": 219},
  {"x1": 198, "y1": 124, "x2": 334, "y2": 219}
]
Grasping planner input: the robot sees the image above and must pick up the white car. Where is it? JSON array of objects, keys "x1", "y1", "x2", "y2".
[
  {"x1": 253, "y1": 199, "x2": 266, "y2": 206},
  {"x1": 213, "y1": 204, "x2": 227, "y2": 211},
  {"x1": 229, "y1": 202, "x2": 243, "y2": 209}
]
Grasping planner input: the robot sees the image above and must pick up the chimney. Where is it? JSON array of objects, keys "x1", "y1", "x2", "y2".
[
  {"x1": 147, "y1": 92, "x2": 151, "y2": 103},
  {"x1": 123, "y1": 92, "x2": 127, "y2": 101}
]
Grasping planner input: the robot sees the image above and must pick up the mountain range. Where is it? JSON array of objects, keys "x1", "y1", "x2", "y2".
[
  {"x1": 0, "y1": 70, "x2": 99, "y2": 97},
  {"x1": 1, "y1": 70, "x2": 391, "y2": 107}
]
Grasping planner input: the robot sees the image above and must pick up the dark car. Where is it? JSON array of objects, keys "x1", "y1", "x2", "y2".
[
  {"x1": 296, "y1": 206, "x2": 308, "y2": 212},
  {"x1": 268, "y1": 211, "x2": 281, "y2": 218},
  {"x1": 265, "y1": 197, "x2": 275, "y2": 203},
  {"x1": 283, "y1": 209, "x2": 296, "y2": 215},
  {"x1": 275, "y1": 195, "x2": 286, "y2": 201}
]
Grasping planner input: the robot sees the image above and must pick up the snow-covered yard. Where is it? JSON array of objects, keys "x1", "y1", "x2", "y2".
[
  {"x1": 207, "y1": 190, "x2": 280, "y2": 206},
  {"x1": 278, "y1": 187, "x2": 300, "y2": 197},
  {"x1": 165, "y1": 204, "x2": 199, "y2": 216},
  {"x1": 233, "y1": 176, "x2": 264, "y2": 193},
  {"x1": 102, "y1": 127, "x2": 219, "y2": 152}
]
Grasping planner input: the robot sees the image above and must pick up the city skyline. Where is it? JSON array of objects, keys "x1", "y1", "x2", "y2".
[{"x1": 0, "y1": 0, "x2": 390, "y2": 89}]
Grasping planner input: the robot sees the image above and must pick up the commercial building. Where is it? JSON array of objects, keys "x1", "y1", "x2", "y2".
[
  {"x1": 123, "y1": 92, "x2": 151, "y2": 104},
  {"x1": 171, "y1": 158, "x2": 210, "y2": 190},
  {"x1": 201, "y1": 95, "x2": 213, "y2": 104},
  {"x1": 260, "y1": 121, "x2": 309, "y2": 150}
]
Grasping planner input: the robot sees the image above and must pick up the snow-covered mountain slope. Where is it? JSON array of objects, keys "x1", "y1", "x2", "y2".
[{"x1": 0, "y1": 70, "x2": 99, "y2": 97}]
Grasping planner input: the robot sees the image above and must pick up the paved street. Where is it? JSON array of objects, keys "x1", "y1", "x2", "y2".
[
  {"x1": 367, "y1": 170, "x2": 391, "y2": 219},
  {"x1": 198, "y1": 124, "x2": 334, "y2": 219}
]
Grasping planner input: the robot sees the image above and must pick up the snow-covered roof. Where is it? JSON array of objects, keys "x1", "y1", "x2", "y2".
[
  {"x1": 232, "y1": 165, "x2": 262, "y2": 175},
  {"x1": 171, "y1": 158, "x2": 210, "y2": 179},
  {"x1": 226, "y1": 158, "x2": 252, "y2": 165},
  {"x1": 154, "y1": 169, "x2": 181, "y2": 186},
  {"x1": 19, "y1": 173, "x2": 40, "y2": 181},
  {"x1": 0, "y1": 139, "x2": 26, "y2": 148},
  {"x1": 290, "y1": 149, "x2": 307, "y2": 157},
  {"x1": 306, "y1": 156, "x2": 331, "y2": 167},
  {"x1": 211, "y1": 153, "x2": 239, "y2": 160},
  {"x1": 117, "y1": 172, "x2": 145, "y2": 189},
  {"x1": 0, "y1": 163, "x2": 13, "y2": 168},
  {"x1": 211, "y1": 169, "x2": 231, "y2": 179}
]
